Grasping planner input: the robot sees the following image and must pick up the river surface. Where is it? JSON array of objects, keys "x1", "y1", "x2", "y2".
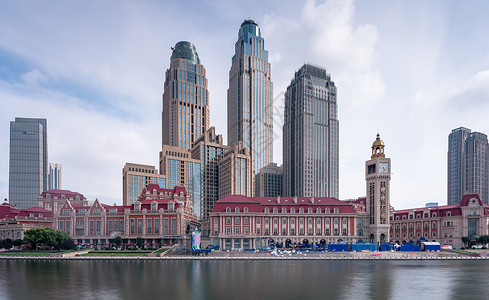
[{"x1": 1, "y1": 259, "x2": 489, "y2": 299}]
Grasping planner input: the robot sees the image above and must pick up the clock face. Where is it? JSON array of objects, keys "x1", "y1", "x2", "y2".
[{"x1": 379, "y1": 163, "x2": 389, "y2": 173}]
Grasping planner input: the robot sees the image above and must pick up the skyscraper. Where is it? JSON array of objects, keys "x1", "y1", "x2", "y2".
[
  {"x1": 122, "y1": 163, "x2": 166, "y2": 206},
  {"x1": 448, "y1": 127, "x2": 471, "y2": 205},
  {"x1": 162, "y1": 41, "x2": 210, "y2": 150},
  {"x1": 9, "y1": 117, "x2": 48, "y2": 209},
  {"x1": 227, "y1": 20, "x2": 273, "y2": 195},
  {"x1": 255, "y1": 163, "x2": 282, "y2": 197},
  {"x1": 283, "y1": 64, "x2": 338, "y2": 198},
  {"x1": 219, "y1": 142, "x2": 252, "y2": 199},
  {"x1": 47, "y1": 163, "x2": 62, "y2": 190},
  {"x1": 448, "y1": 127, "x2": 489, "y2": 205}
]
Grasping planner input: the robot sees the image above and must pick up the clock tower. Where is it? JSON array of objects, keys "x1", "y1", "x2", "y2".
[{"x1": 365, "y1": 133, "x2": 391, "y2": 244}]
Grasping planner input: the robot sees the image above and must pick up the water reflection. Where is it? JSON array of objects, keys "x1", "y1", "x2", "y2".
[{"x1": 1, "y1": 260, "x2": 489, "y2": 299}]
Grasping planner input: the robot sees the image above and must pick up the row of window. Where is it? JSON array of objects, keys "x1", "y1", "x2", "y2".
[
  {"x1": 395, "y1": 212, "x2": 445, "y2": 220},
  {"x1": 224, "y1": 207, "x2": 340, "y2": 214}
]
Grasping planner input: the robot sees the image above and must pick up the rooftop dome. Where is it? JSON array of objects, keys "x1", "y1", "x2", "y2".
[
  {"x1": 170, "y1": 41, "x2": 200, "y2": 65},
  {"x1": 371, "y1": 133, "x2": 385, "y2": 159},
  {"x1": 372, "y1": 133, "x2": 385, "y2": 148}
]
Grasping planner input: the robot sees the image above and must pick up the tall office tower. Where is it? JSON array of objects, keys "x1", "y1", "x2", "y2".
[
  {"x1": 219, "y1": 142, "x2": 252, "y2": 199},
  {"x1": 159, "y1": 145, "x2": 201, "y2": 217},
  {"x1": 255, "y1": 162, "x2": 282, "y2": 197},
  {"x1": 122, "y1": 163, "x2": 167, "y2": 206},
  {"x1": 47, "y1": 163, "x2": 62, "y2": 190},
  {"x1": 464, "y1": 132, "x2": 489, "y2": 205},
  {"x1": 9, "y1": 118, "x2": 48, "y2": 209},
  {"x1": 448, "y1": 127, "x2": 471, "y2": 205},
  {"x1": 227, "y1": 20, "x2": 273, "y2": 195},
  {"x1": 191, "y1": 127, "x2": 228, "y2": 220},
  {"x1": 283, "y1": 64, "x2": 338, "y2": 198},
  {"x1": 448, "y1": 127, "x2": 489, "y2": 205},
  {"x1": 162, "y1": 41, "x2": 210, "y2": 150}
]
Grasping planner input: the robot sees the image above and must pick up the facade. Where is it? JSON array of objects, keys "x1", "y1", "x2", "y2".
[
  {"x1": 0, "y1": 201, "x2": 54, "y2": 241},
  {"x1": 191, "y1": 127, "x2": 228, "y2": 220},
  {"x1": 122, "y1": 163, "x2": 166, "y2": 206},
  {"x1": 159, "y1": 145, "x2": 201, "y2": 217},
  {"x1": 255, "y1": 163, "x2": 282, "y2": 197},
  {"x1": 283, "y1": 64, "x2": 339, "y2": 198},
  {"x1": 38, "y1": 186, "x2": 197, "y2": 247},
  {"x1": 218, "y1": 142, "x2": 252, "y2": 199},
  {"x1": 48, "y1": 163, "x2": 62, "y2": 190},
  {"x1": 162, "y1": 41, "x2": 210, "y2": 150},
  {"x1": 227, "y1": 20, "x2": 273, "y2": 194},
  {"x1": 210, "y1": 195, "x2": 368, "y2": 250},
  {"x1": 448, "y1": 127, "x2": 489, "y2": 205},
  {"x1": 390, "y1": 194, "x2": 489, "y2": 248},
  {"x1": 9, "y1": 118, "x2": 48, "y2": 209},
  {"x1": 365, "y1": 134, "x2": 391, "y2": 244}
]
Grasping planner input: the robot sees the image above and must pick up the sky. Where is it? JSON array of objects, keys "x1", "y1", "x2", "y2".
[{"x1": 1, "y1": 0, "x2": 489, "y2": 209}]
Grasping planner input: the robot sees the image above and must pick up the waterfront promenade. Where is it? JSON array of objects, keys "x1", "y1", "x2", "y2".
[{"x1": 1, "y1": 249, "x2": 488, "y2": 260}]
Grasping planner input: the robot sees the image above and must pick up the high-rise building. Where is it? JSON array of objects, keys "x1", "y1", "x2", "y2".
[
  {"x1": 448, "y1": 127, "x2": 489, "y2": 205},
  {"x1": 162, "y1": 41, "x2": 210, "y2": 150},
  {"x1": 48, "y1": 163, "x2": 62, "y2": 190},
  {"x1": 219, "y1": 142, "x2": 252, "y2": 199},
  {"x1": 191, "y1": 127, "x2": 227, "y2": 220},
  {"x1": 255, "y1": 162, "x2": 282, "y2": 197},
  {"x1": 159, "y1": 145, "x2": 201, "y2": 217},
  {"x1": 448, "y1": 127, "x2": 471, "y2": 205},
  {"x1": 122, "y1": 163, "x2": 167, "y2": 206},
  {"x1": 464, "y1": 132, "x2": 489, "y2": 205},
  {"x1": 9, "y1": 118, "x2": 48, "y2": 209},
  {"x1": 227, "y1": 20, "x2": 273, "y2": 195},
  {"x1": 283, "y1": 64, "x2": 338, "y2": 198}
]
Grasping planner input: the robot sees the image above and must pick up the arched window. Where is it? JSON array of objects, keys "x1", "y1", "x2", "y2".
[
  {"x1": 235, "y1": 207, "x2": 239, "y2": 213},
  {"x1": 299, "y1": 208, "x2": 304, "y2": 214},
  {"x1": 316, "y1": 208, "x2": 321, "y2": 213},
  {"x1": 333, "y1": 208, "x2": 338, "y2": 214},
  {"x1": 273, "y1": 208, "x2": 278, "y2": 213},
  {"x1": 290, "y1": 208, "x2": 295, "y2": 213},
  {"x1": 264, "y1": 208, "x2": 269, "y2": 213},
  {"x1": 308, "y1": 208, "x2": 313, "y2": 213},
  {"x1": 325, "y1": 208, "x2": 330, "y2": 214},
  {"x1": 46, "y1": 194, "x2": 51, "y2": 199},
  {"x1": 282, "y1": 208, "x2": 286, "y2": 213},
  {"x1": 153, "y1": 189, "x2": 157, "y2": 195},
  {"x1": 226, "y1": 207, "x2": 231, "y2": 213},
  {"x1": 151, "y1": 203, "x2": 157, "y2": 210},
  {"x1": 357, "y1": 229, "x2": 364, "y2": 236},
  {"x1": 243, "y1": 207, "x2": 248, "y2": 213}
]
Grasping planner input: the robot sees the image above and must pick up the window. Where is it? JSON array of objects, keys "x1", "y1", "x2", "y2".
[
  {"x1": 154, "y1": 219, "x2": 160, "y2": 234},
  {"x1": 108, "y1": 220, "x2": 113, "y2": 233},
  {"x1": 316, "y1": 208, "x2": 321, "y2": 213},
  {"x1": 151, "y1": 203, "x2": 157, "y2": 210},
  {"x1": 244, "y1": 217, "x2": 249, "y2": 225},
  {"x1": 282, "y1": 208, "x2": 286, "y2": 213},
  {"x1": 334, "y1": 208, "x2": 338, "y2": 214},
  {"x1": 96, "y1": 221, "x2": 101, "y2": 235},
  {"x1": 59, "y1": 221, "x2": 64, "y2": 231},
  {"x1": 342, "y1": 228, "x2": 347, "y2": 235},
  {"x1": 273, "y1": 208, "x2": 278, "y2": 213},
  {"x1": 424, "y1": 213, "x2": 429, "y2": 218},
  {"x1": 171, "y1": 218, "x2": 177, "y2": 235},
  {"x1": 90, "y1": 220, "x2": 94, "y2": 235},
  {"x1": 130, "y1": 219, "x2": 135, "y2": 234},
  {"x1": 264, "y1": 208, "x2": 269, "y2": 213},
  {"x1": 65, "y1": 221, "x2": 70, "y2": 234},
  {"x1": 226, "y1": 217, "x2": 231, "y2": 224},
  {"x1": 290, "y1": 208, "x2": 295, "y2": 213},
  {"x1": 226, "y1": 207, "x2": 231, "y2": 213},
  {"x1": 164, "y1": 218, "x2": 169, "y2": 235},
  {"x1": 235, "y1": 217, "x2": 240, "y2": 225},
  {"x1": 147, "y1": 219, "x2": 152, "y2": 234},
  {"x1": 235, "y1": 207, "x2": 239, "y2": 213},
  {"x1": 299, "y1": 208, "x2": 304, "y2": 213},
  {"x1": 244, "y1": 207, "x2": 248, "y2": 213},
  {"x1": 446, "y1": 212, "x2": 451, "y2": 217}
]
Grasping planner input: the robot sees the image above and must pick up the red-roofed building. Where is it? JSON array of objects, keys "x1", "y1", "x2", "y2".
[
  {"x1": 209, "y1": 195, "x2": 368, "y2": 249},
  {"x1": 0, "y1": 200, "x2": 54, "y2": 241},
  {"x1": 390, "y1": 194, "x2": 489, "y2": 247},
  {"x1": 52, "y1": 185, "x2": 197, "y2": 248}
]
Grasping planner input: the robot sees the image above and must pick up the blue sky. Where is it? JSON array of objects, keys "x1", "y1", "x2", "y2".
[{"x1": 1, "y1": 0, "x2": 489, "y2": 209}]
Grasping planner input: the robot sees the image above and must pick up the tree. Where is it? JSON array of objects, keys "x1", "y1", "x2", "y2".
[
  {"x1": 114, "y1": 236, "x2": 123, "y2": 248},
  {"x1": 477, "y1": 235, "x2": 489, "y2": 247},
  {"x1": 461, "y1": 236, "x2": 470, "y2": 248},
  {"x1": 136, "y1": 237, "x2": 143, "y2": 249},
  {"x1": 12, "y1": 239, "x2": 23, "y2": 249},
  {"x1": 23, "y1": 228, "x2": 74, "y2": 250}
]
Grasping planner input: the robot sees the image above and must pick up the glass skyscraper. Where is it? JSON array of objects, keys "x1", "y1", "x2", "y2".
[
  {"x1": 448, "y1": 127, "x2": 489, "y2": 205},
  {"x1": 227, "y1": 20, "x2": 273, "y2": 195},
  {"x1": 283, "y1": 64, "x2": 339, "y2": 198},
  {"x1": 9, "y1": 117, "x2": 48, "y2": 209},
  {"x1": 162, "y1": 41, "x2": 210, "y2": 150}
]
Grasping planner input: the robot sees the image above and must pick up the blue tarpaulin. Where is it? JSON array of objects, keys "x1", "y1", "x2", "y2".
[
  {"x1": 351, "y1": 243, "x2": 378, "y2": 252},
  {"x1": 328, "y1": 244, "x2": 349, "y2": 252}
]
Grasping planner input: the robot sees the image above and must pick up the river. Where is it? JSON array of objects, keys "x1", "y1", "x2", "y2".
[{"x1": 1, "y1": 259, "x2": 488, "y2": 299}]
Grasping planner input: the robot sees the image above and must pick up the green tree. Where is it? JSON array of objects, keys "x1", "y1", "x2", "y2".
[
  {"x1": 136, "y1": 237, "x2": 143, "y2": 249},
  {"x1": 478, "y1": 235, "x2": 489, "y2": 247},
  {"x1": 461, "y1": 236, "x2": 470, "y2": 248},
  {"x1": 23, "y1": 228, "x2": 74, "y2": 250},
  {"x1": 114, "y1": 236, "x2": 123, "y2": 248},
  {"x1": 12, "y1": 239, "x2": 23, "y2": 249}
]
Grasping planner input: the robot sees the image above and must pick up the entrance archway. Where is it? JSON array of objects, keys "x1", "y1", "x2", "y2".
[
  {"x1": 285, "y1": 239, "x2": 292, "y2": 248},
  {"x1": 380, "y1": 233, "x2": 386, "y2": 244},
  {"x1": 369, "y1": 234, "x2": 375, "y2": 243}
]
